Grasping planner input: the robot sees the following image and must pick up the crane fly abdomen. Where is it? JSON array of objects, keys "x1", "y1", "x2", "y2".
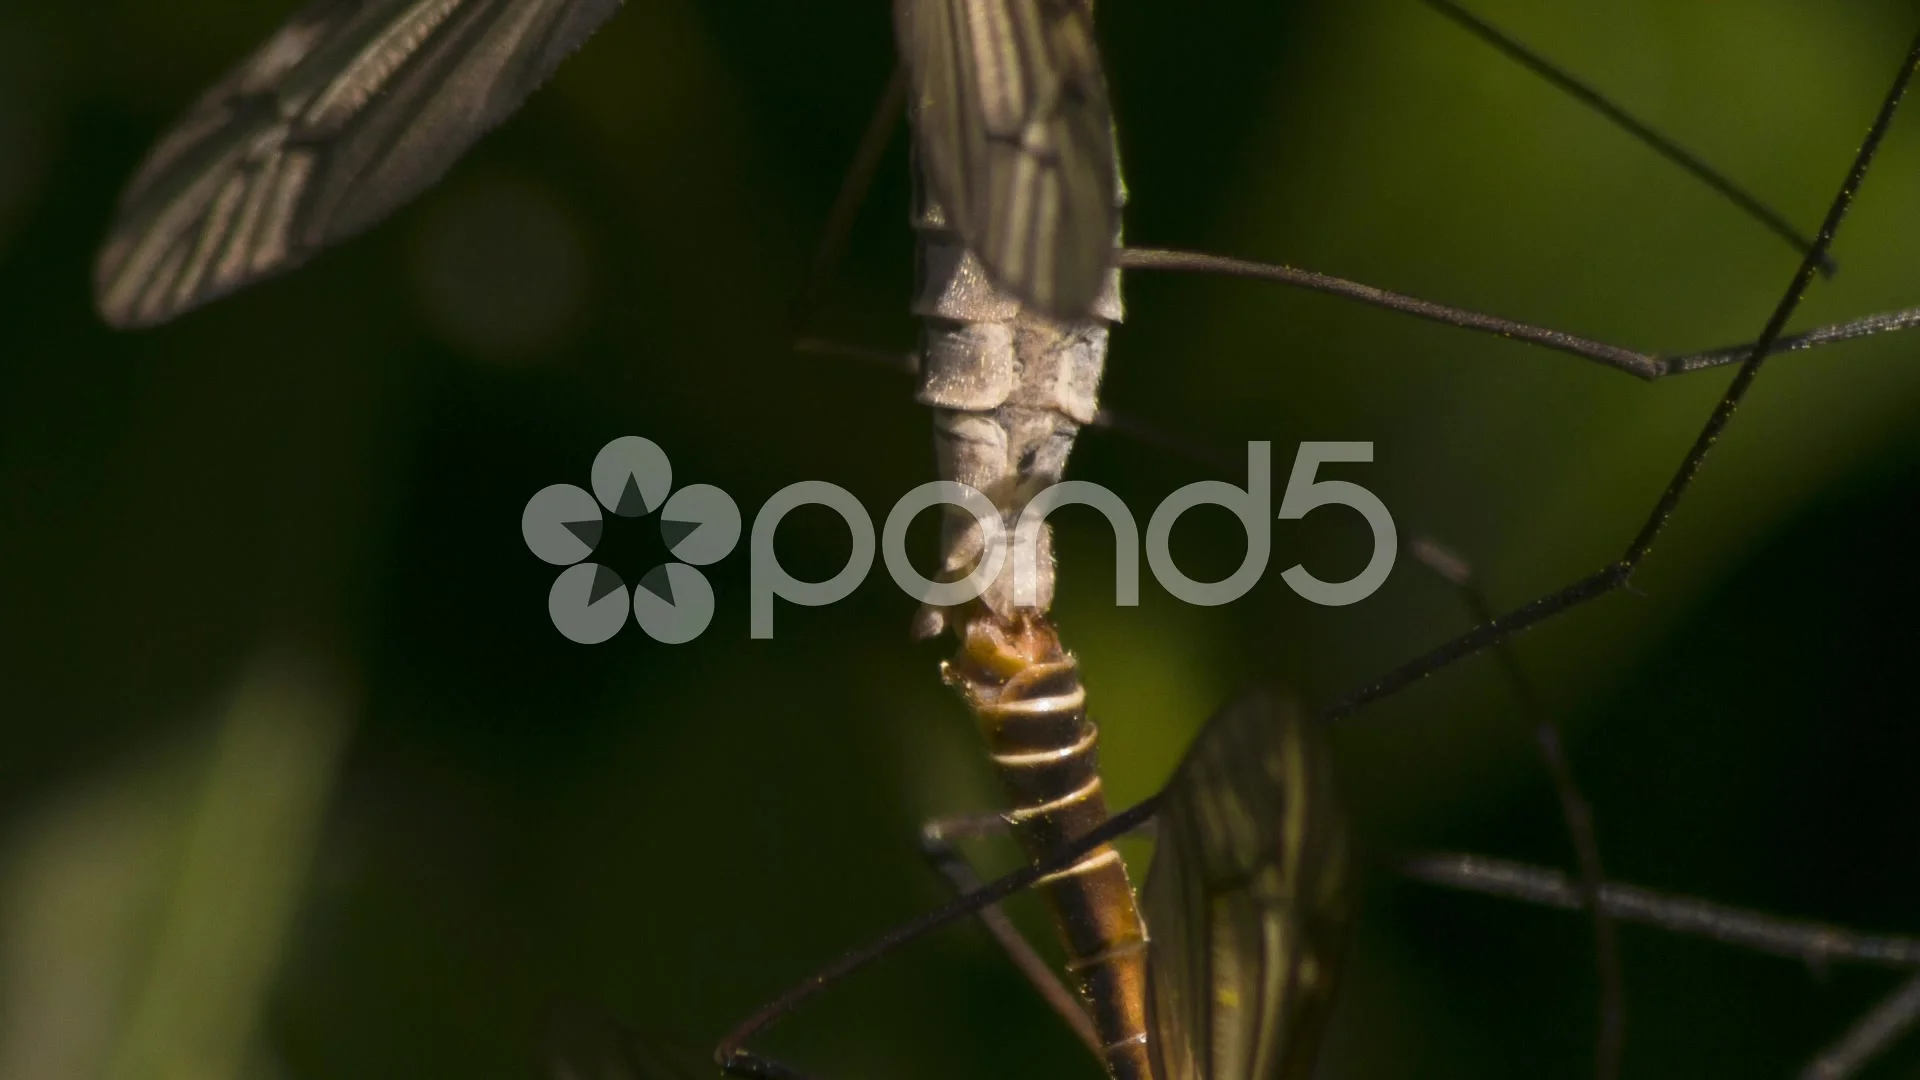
[
  {"x1": 902, "y1": 3, "x2": 1147, "y2": 1075},
  {"x1": 942, "y1": 614, "x2": 1154, "y2": 1080},
  {"x1": 895, "y1": 0, "x2": 1126, "y2": 637},
  {"x1": 905, "y1": 118, "x2": 1124, "y2": 638}
]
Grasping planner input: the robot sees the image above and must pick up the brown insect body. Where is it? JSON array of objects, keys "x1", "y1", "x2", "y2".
[{"x1": 942, "y1": 611, "x2": 1153, "y2": 1080}]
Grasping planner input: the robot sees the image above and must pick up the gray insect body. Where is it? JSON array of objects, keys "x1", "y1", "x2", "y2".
[
  {"x1": 891, "y1": 0, "x2": 1128, "y2": 633},
  {"x1": 909, "y1": 177, "x2": 1123, "y2": 636}
]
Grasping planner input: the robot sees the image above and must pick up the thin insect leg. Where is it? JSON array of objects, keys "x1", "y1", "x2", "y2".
[
  {"x1": 1420, "y1": 0, "x2": 1832, "y2": 273},
  {"x1": 1322, "y1": 27, "x2": 1920, "y2": 723},
  {"x1": 790, "y1": 67, "x2": 909, "y2": 339},
  {"x1": 1667, "y1": 306, "x2": 1920, "y2": 374},
  {"x1": 719, "y1": 806, "x2": 1920, "y2": 1080},
  {"x1": 1800, "y1": 970, "x2": 1920, "y2": 1080},
  {"x1": 807, "y1": 247, "x2": 1920, "y2": 387},
  {"x1": 1400, "y1": 854, "x2": 1920, "y2": 968},
  {"x1": 1120, "y1": 247, "x2": 1920, "y2": 382},
  {"x1": 918, "y1": 813, "x2": 1103, "y2": 1056},
  {"x1": 1409, "y1": 538, "x2": 1621, "y2": 1080},
  {"x1": 713, "y1": 799, "x2": 1160, "y2": 1078},
  {"x1": 1119, "y1": 247, "x2": 1665, "y2": 380},
  {"x1": 1409, "y1": 853, "x2": 1920, "y2": 1073}
]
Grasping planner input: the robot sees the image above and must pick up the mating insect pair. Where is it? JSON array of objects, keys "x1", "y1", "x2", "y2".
[
  {"x1": 689, "y1": 6, "x2": 1920, "y2": 1079},
  {"x1": 92, "y1": 0, "x2": 1920, "y2": 1077}
]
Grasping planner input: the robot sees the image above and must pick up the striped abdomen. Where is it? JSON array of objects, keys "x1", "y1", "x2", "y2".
[{"x1": 943, "y1": 613, "x2": 1151, "y2": 1080}]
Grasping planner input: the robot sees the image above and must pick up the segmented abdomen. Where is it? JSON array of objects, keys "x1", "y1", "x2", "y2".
[
  {"x1": 944, "y1": 615, "x2": 1152, "y2": 1080},
  {"x1": 907, "y1": 152, "x2": 1121, "y2": 639}
]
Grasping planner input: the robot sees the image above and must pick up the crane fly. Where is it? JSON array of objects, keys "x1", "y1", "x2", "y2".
[
  {"x1": 737, "y1": 5, "x2": 1920, "y2": 1080},
  {"x1": 89, "y1": 2, "x2": 1920, "y2": 1078},
  {"x1": 801, "y1": 5, "x2": 1920, "y2": 1080}
]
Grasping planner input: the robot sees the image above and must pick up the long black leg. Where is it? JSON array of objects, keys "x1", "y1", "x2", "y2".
[
  {"x1": 718, "y1": 817, "x2": 1920, "y2": 1080},
  {"x1": 1402, "y1": 852, "x2": 1920, "y2": 969},
  {"x1": 1118, "y1": 247, "x2": 1920, "y2": 381},
  {"x1": 1419, "y1": 0, "x2": 1831, "y2": 274},
  {"x1": 1409, "y1": 538, "x2": 1622, "y2": 1080},
  {"x1": 1120, "y1": 246, "x2": 1663, "y2": 379},
  {"x1": 1405, "y1": 848, "x2": 1920, "y2": 1079},
  {"x1": 1668, "y1": 307, "x2": 1920, "y2": 373},
  {"x1": 1407, "y1": 848, "x2": 1920, "y2": 1080},
  {"x1": 713, "y1": 800, "x2": 1160, "y2": 1080},
  {"x1": 801, "y1": 13, "x2": 1903, "y2": 390},
  {"x1": 804, "y1": 245, "x2": 1920, "y2": 396},
  {"x1": 917, "y1": 813, "x2": 1102, "y2": 1056},
  {"x1": 717, "y1": 812, "x2": 1920, "y2": 1080},
  {"x1": 1321, "y1": 26, "x2": 1920, "y2": 726}
]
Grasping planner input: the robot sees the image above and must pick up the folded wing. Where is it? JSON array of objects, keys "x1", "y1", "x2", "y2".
[
  {"x1": 1142, "y1": 689, "x2": 1352, "y2": 1080},
  {"x1": 894, "y1": 0, "x2": 1120, "y2": 319}
]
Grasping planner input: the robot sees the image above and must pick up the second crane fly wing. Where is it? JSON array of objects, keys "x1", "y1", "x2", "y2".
[
  {"x1": 1142, "y1": 689, "x2": 1353, "y2": 1080},
  {"x1": 894, "y1": 0, "x2": 1120, "y2": 319}
]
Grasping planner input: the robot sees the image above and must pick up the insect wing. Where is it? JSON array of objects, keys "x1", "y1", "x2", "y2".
[
  {"x1": 94, "y1": 0, "x2": 624, "y2": 328},
  {"x1": 894, "y1": 0, "x2": 1120, "y2": 319},
  {"x1": 1141, "y1": 689, "x2": 1352, "y2": 1080}
]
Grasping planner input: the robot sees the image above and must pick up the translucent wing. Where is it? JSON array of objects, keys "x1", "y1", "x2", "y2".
[
  {"x1": 893, "y1": 0, "x2": 1120, "y2": 319},
  {"x1": 94, "y1": 0, "x2": 624, "y2": 328},
  {"x1": 1142, "y1": 689, "x2": 1352, "y2": 1080}
]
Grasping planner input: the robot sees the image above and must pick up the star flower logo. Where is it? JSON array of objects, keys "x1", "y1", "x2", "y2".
[{"x1": 521, "y1": 436, "x2": 741, "y2": 644}]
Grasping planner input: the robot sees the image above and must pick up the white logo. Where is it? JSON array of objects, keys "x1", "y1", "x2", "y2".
[
  {"x1": 521, "y1": 437, "x2": 741, "y2": 644},
  {"x1": 525, "y1": 438, "x2": 1396, "y2": 642}
]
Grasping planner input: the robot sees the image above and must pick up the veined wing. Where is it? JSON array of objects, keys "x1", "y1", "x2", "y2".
[
  {"x1": 94, "y1": 0, "x2": 623, "y2": 329},
  {"x1": 1142, "y1": 689, "x2": 1352, "y2": 1080},
  {"x1": 894, "y1": 0, "x2": 1119, "y2": 319}
]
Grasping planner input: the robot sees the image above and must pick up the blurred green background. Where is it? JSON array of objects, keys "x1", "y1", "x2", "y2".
[{"x1": 2, "y1": 1, "x2": 1919, "y2": 1077}]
